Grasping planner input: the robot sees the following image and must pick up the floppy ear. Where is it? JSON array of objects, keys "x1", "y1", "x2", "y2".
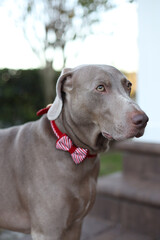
[{"x1": 47, "y1": 68, "x2": 73, "y2": 120}]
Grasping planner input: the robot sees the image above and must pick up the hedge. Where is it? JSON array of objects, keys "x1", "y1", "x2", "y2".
[{"x1": 0, "y1": 69, "x2": 59, "y2": 127}]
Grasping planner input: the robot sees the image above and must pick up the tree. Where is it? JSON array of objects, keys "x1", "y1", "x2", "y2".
[
  {"x1": 11, "y1": 0, "x2": 134, "y2": 103},
  {"x1": 13, "y1": 0, "x2": 112, "y2": 103},
  {"x1": 21, "y1": 0, "x2": 113, "y2": 68}
]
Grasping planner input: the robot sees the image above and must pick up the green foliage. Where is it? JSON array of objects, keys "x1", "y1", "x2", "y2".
[
  {"x1": 0, "y1": 69, "x2": 46, "y2": 127},
  {"x1": 99, "y1": 151, "x2": 123, "y2": 176}
]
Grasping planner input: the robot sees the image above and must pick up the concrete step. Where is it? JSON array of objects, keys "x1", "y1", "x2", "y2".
[
  {"x1": 97, "y1": 172, "x2": 160, "y2": 207},
  {"x1": 90, "y1": 173, "x2": 160, "y2": 238},
  {"x1": 81, "y1": 215, "x2": 153, "y2": 240}
]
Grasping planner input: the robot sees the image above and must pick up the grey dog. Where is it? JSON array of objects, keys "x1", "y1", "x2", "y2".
[{"x1": 0, "y1": 65, "x2": 148, "y2": 240}]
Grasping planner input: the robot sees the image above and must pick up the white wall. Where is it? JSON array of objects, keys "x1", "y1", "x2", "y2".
[{"x1": 137, "y1": 0, "x2": 160, "y2": 143}]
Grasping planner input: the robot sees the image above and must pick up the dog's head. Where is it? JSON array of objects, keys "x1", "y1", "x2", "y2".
[{"x1": 47, "y1": 65, "x2": 148, "y2": 142}]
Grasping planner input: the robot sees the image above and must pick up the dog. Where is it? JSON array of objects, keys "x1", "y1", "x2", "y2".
[{"x1": 0, "y1": 65, "x2": 148, "y2": 240}]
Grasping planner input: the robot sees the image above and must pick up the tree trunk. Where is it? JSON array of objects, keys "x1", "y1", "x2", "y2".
[{"x1": 40, "y1": 62, "x2": 56, "y2": 105}]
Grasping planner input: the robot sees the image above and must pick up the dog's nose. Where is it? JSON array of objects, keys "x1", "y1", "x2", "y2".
[{"x1": 132, "y1": 113, "x2": 149, "y2": 128}]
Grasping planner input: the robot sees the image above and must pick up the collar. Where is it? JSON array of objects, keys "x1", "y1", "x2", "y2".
[{"x1": 37, "y1": 106, "x2": 97, "y2": 164}]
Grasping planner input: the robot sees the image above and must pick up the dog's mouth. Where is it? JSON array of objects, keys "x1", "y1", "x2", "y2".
[
  {"x1": 134, "y1": 128, "x2": 145, "y2": 138},
  {"x1": 102, "y1": 132, "x2": 114, "y2": 141},
  {"x1": 117, "y1": 127, "x2": 146, "y2": 141},
  {"x1": 102, "y1": 118, "x2": 148, "y2": 142},
  {"x1": 102, "y1": 126, "x2": 146, "y2": 141}
]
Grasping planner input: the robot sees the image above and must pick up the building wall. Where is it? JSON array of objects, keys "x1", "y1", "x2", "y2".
[{"x1": 138, "y1": 0, "x2": 160, "y2": 143}]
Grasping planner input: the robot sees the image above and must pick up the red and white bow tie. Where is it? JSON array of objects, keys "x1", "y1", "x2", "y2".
[{"x1": 37, "y1": 106, "x2": 97, "y2": 164}]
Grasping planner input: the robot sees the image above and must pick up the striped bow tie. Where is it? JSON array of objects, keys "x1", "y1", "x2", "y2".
[
  {"x1": 37, "y1": 106, "x2": 97, "y2": 165},
  {"x1": 50, "y1": 120, "x2": 96, "y2": 164}
]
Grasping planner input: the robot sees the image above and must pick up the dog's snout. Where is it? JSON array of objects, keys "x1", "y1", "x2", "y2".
[{"x1": 132, "y1": 113, "x2": 149, "y2": 127}]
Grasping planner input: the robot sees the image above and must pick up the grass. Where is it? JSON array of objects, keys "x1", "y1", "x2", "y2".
[{"x1": 99, "y1": 151, "x2": 123, "y2": 176}]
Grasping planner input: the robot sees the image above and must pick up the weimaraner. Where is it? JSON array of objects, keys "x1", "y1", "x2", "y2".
[{"x1": 0, "y1": 64, "x2": 148, "y2": 240}]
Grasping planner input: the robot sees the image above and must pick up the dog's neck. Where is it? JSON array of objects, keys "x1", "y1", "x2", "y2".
[{"x1": 55, "y1": 106, "x2": 110, "y2": 154}]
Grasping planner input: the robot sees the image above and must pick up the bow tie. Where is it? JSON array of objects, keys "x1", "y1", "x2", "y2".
[
  {"x1": 37, "y1": 106, "x2": 97, "y2": 164},
  {"x1": 50, "y1": 120, "x2": 97, "y2": 164}
]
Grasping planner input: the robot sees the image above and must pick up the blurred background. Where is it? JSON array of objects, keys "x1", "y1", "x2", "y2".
[
  {"x1": 0, "y1": 0, "x2": 159, "y2": 174},
  {"x1": 0, "y1": 0, "x2": 159, "y2": 173},
  {"x1": 0, "y1": 0, "x2": 137, "y2": 126},
  {"x1": 0, "y1": 0, "x2": 139, "y2": 176},
  {"x1": 0, "y1": 1, "x2": 160, "y2": 239}
]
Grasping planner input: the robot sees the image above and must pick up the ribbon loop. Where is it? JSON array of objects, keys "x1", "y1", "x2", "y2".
[{"x1": 56, "y1": 134, "x2": 88, "y2": 164}]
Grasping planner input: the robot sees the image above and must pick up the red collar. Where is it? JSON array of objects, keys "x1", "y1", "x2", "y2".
[{"x1": 37, "y1": 106, "x2": 97, "y2": 164}]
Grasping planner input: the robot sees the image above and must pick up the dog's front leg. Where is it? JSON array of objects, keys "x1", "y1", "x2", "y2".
[
  {"x1": 31, "y1": 220, "x2": 64, "y2": 240},
  {"x1": 31, "y1": 221, "x2": 82, "y2": 240},
  {"x1": 29, "y1": 196, "x2": 82, "y2": 240},
  {"x1": 63, "y1": 221, "x2": 82, "y2": 240},
  {"x1": 30, "y1": 211, "x2": 67, "y2": 240},
  {"x1": 31, "y1": 231, "x2": 61, "y2": 240}
]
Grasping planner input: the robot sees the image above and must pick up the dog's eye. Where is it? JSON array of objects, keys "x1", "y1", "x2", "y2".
[
  {"x1": 126, "y1": 81, "x2": 132, "y2": 95},
  {"x1": 126, "y1": 81, "x2": 132, "y2": 90},
  {"x1": 96, "y1": 85, "x2": 105, "y2": 92}
]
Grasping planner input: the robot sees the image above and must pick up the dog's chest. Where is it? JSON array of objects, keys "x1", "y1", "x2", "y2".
[
  {"x1": 79, "y1": 177, "x2": 97, "y2": 215},
  {"x1": 67, "y1": 174, "x2": 97, "y2": 226}
]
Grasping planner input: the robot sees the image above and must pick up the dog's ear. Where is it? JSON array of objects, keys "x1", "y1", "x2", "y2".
[{"x1": 47, "y1": 68, "x2": 73, "y2": 120}]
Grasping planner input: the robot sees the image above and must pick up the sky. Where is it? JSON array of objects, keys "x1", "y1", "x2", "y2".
[{"x1": 0, "y1": 0, "x2": 138, "y2": 72}]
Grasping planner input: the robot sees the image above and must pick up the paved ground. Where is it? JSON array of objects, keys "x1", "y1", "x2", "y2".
[{"x1": 0, "y1": 215, "x2": 153, "y2": 240}]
